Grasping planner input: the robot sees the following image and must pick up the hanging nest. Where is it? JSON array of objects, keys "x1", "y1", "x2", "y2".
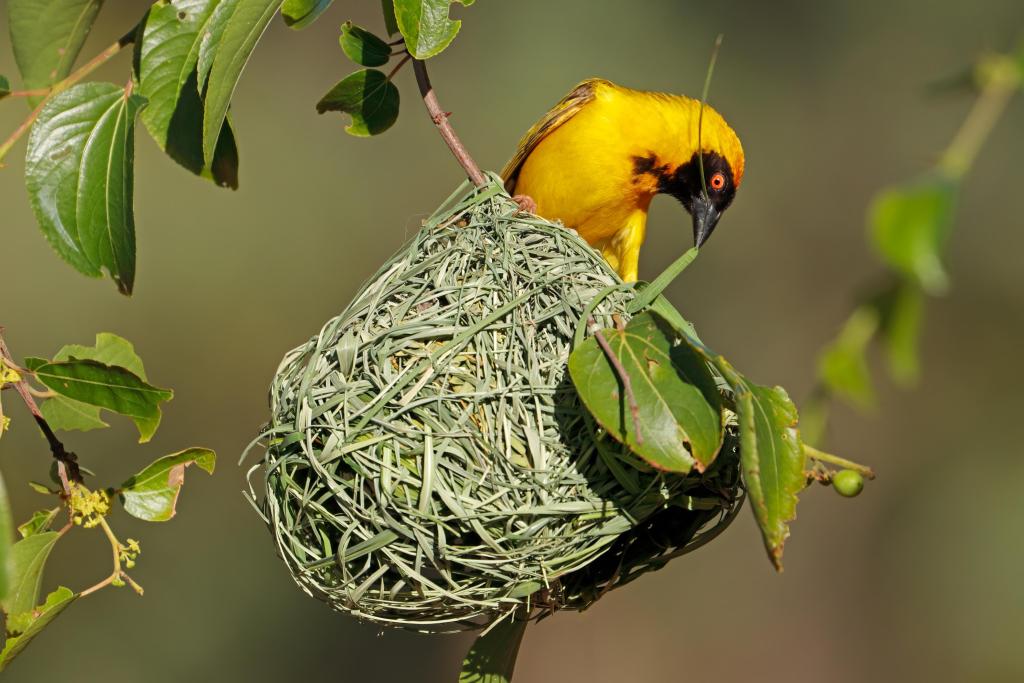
[{"x1": 248, "y1": 178, "x2": 743, "y2": 633}]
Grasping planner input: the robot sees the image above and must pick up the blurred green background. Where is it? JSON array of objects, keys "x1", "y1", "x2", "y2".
[{"x1": 2, "y1": 1, "x2": 1023, "y2": 681}]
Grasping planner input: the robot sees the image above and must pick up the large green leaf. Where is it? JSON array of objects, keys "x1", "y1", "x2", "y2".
[
  {"x1": 197, "y1": 0, "x2": 238, "y2": 91},
  {"x1": 119, "y1": 448, "x2": 216, "y2": 521},
  {"x1": 730, "y1": 377, "x2": 806, "y2": 570},
  {"x1": 202, "y1": 0, "x2": 283, "y2": 164},
  {"x1": 2, "y1": 532, "x2": 60, "y2": 617},
  {"x1": 32, "y1": 359, "x2": 172, "y2": 443},
  {"x1": 0, "y1": 587, "x2": 77, "y2": 672},
  {"x1": 869, "y1": 176, "x2": 957, "y2": 295},
  {"x1": 316, "y1": 69, "x2": 400, "y2": 136},
  {"x1": 25, "y1": 82, "x2": 146, "y2": 295},
  {"x1": 0, "y1": 471, "x2": 12, "y2": 603},
  {"x1": 44, "y1": 332, "x2": 160, "y2": 439},
  {"x1": 459, "y1": 616, "x2": 528, "y2": 683},
  {"x1": 569, "y1": 312, "x2": 724, "y2": 473},
  {"x1": 134, "y1": 0, "x2": 239, "y2": 188},
  {"x1": 281, "y1": 0, "x2": 333, "y2": 29},
  {"x1": 340, "y1": 22, "x2": 392, "y2": 67},
  {"x1": 393, "y1": 0, "x2": 474, "y2": 60},
  {"x1": 7, "y1": 0, "x2": 104, "y2": 105}
]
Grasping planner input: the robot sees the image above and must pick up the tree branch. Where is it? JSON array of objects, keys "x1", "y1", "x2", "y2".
[
  {"x1": 412, "y1": 59, "x2": 487, "y2": 188},
  {"x1": 0, "y1": 330, "x2": 82, "y2": 489}
]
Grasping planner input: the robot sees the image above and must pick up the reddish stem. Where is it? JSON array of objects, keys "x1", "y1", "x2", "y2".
[
  {"x1": 0, "y1": 331, "x2": 82, "y2": 489},
  {"x1": 412, "y1": 59, "x2": 487, "y2": 187}
]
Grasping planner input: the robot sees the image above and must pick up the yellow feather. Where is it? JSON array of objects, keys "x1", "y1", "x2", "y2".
[{"x1": 502, "y1": 79, "x2": 744, "y2": 282}]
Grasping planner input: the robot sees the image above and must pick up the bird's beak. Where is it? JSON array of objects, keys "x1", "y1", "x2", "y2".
[{"x1": 691, "y1": 195, "x2": 721, "y2": 248}]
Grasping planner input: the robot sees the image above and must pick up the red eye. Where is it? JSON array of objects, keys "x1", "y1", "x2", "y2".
[{"x1": 710, "y1": 172, "x2": 726, "y2": 191}]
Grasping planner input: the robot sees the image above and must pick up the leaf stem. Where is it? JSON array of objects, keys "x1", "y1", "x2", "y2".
[
  {"x1": 588, "y1": 317, "x2": 643, "y2": 445},
  {"x1": 0, "y1": 25, "x2": 136, "y2": 165},
  {"x1": 803, "y1": 443, "x2": 875, "y2": 479},
  {"x1": 939, "y1": 54, "x2": 1020, "y2": 179},
  {"x1": 80, "y1": 516, "x2": 140, "y2": 597},
  {"x1": 5, "y1": 87, "x2": 53, "y2": 99},
  {"x1": 386, "y1": 53, "x2": 412, "y2": 81},
  {"x1": 0, "y1": 330, "x2": 83, "y2": 489},
  {"x1": 411, "y1": 59, "x2": 486, "y2": 187}
]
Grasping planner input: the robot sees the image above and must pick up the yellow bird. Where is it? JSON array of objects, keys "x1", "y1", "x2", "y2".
[{"x1": 502, "y1": 78, "x2": 745, "y2": 282}]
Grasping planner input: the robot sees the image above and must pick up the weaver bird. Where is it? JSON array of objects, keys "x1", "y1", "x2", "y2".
[{"x1": 502, "y1": 78, "x2": 745, "y2": 282}]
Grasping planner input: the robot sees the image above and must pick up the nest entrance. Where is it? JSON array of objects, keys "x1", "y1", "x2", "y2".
[{"x1": 250, "y1": 180, "x2": 742, "y2": 633}]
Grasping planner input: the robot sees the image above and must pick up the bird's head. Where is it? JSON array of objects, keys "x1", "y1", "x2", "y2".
[{"x1": 639, "y1": 101, "x2": 745, "y2": 248}]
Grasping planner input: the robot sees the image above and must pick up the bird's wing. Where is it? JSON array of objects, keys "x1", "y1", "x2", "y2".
[{"x1": 500, "y1": 79, "x2": 607, "y2": 193}]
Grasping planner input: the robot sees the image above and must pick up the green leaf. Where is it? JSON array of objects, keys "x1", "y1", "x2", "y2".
[
  {"x1": 393, "y1": 0, "x2": 473, "y2": 60},
  {"x1": 381, "y1": 0, "x2": 399, "y2": 36},
  {"x1": 36, "y1": 333, "x2": 153, "y2": 434},
  {"x1": 0, "y1": 75, "x2": 10, "y2": 100},
  {"x1": 119, "y1": 448, "x2": 216, "y2": 521},
  {"x1": 459, "y1": 616, "x2": 528, "y2": 683},
  {"x1": 568, "y1": 312, "x2": 724, "y2": 473},
  {"x1": 0, "y1": 471, "x2": 13, "y2": 602},
  {"x1": 53, "y1": 332, "x2": 149, "y2": 378},
  {"x1": 27, "y1": 483, "x2": 55, "y2": 496},
  {"x1": 40, "y1": 396, "x2": 108, "y2": 432},
  {"x1": 316, "y1": 69, "x2": 400, "y2": 136},
  {"x1": 281, "y1": 0, "x2": 333, "y2": 28},
  {"x1": 817, "y1": 306, "x2": 879, "y2": 409},
  {"x1": 340, "y1": 22, "x2": 392, "y2": 67},
  {"x1": 869, "y1": 176, "x2": 957, "y2": 294},
  {"x1": 731, "y1": 378, "x2": 806, "y2": 570},
  {"x1": 25, "y1": 82, "x2": 147, "y2": 295},
  {"x1": 2, "y1": 532, "x2": 60, "y2": 617},
  {"x1": 7, "y1": 0, "x2": 103, "y2": 105},
  {"x1": 0, "y1": 587, "x2": 77, "y2": 672},
  {"x1": 22, "y1": 358, "x2": 47, "y2": 373},
  {"x1": 32, "y1": 360, "x2": 173, "y2": 443},
  {"x1": 876, "y1": 282, "x2": 925, "y2": 386},
  {"x1": 16, "y1": 509, "x2": 59, "y2": 540},
  {"x1": 197, "y1": 0, "x2": 238, "y2": 91},
  {"x1": 134, "y1": 0, "x2": 239, "y2": 188},
  {"x1": 202, "y1": 0, "x2": 283, "y2": 164}
]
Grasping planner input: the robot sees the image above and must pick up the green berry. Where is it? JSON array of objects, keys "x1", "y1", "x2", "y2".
[{"x1": 832, "y1": 469, "x2": 864, "y2": 497}]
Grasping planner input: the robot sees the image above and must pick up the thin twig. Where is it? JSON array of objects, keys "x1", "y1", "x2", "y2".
[
  {"x1": 0, "y1": 25, "x2": 137, "y2": 165},
  {"x1": 939, "y1": 54, "x2": 1020, "y2": 179},
  {"x1": 588, "y1": 316, "x2": 643, "y2": 445},
  {"x1": 0, "y1": 330, "x2": 82, "y2": 489},
  {"x1": 411, "y1": 59, "x2": 487, "y2": 187},
  {"x1": 386, "y1": 53, "x2": 412, "y2": 81},
  {"x1": 803, "y1": 443, "x2": 875, "y2": 479},
  {"x1": 6, "y1": 87, "x2": 52, "y2": 99}
]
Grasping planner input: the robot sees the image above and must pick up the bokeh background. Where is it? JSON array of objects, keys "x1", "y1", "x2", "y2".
[{"x1": 2, "y1": 1, "x2": 1023, "y2": 681}]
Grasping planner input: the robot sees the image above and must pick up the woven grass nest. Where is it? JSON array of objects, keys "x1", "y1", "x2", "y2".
[{"x1": 249, "y1": 178, "x2": 743, "y2": 633}]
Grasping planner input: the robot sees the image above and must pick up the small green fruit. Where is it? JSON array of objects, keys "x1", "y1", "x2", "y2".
[{"x1": 832, "y1": 469, "x2": 865, "y2": 497}]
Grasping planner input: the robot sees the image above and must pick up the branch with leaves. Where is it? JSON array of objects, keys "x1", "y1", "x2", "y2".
[
  {"x1": 805, "y1": 45, "x2": 1024, "y2": 443},
  {"x1": 0, "y1": 330, "x2": 214, "y2": 670},
  {"x1": 0, "y1": 0, "x2": 482, "y2": 674}
]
